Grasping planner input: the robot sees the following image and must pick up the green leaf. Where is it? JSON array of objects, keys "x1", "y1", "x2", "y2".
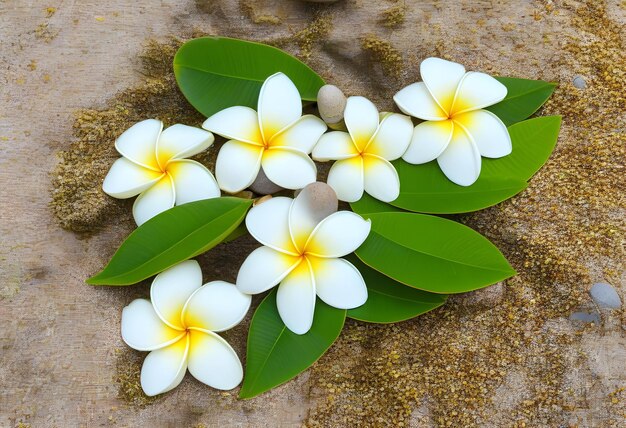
[
  {"x1": 87, "y1": 197, "x2": 252, "y2": 286},
  {"x1": 240, "y1": 290, "x2": 345, "y2": 399},
  {"x1": 174, "y1": 37, "x2": 325, "y2": 117},
  {"x1": 393, "y1": 116, "x2": 561, "y2": 214},
  {"x1": 355, "y1": 212, "x2": 516, "y2": 294},
  {"x1": 345, "y1": 255, "x2": 447, "y2": 323},
  {"x1": 487, "y1": 77, "x2": 556, "y2": 126},
  {"x1": 350, "y1": 193, "x2": 404, "y2": 215}
]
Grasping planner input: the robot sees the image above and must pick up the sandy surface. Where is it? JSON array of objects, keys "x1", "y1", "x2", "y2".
[{"x1": 1, "y1": 0, "x2": 624, "y2": 427}]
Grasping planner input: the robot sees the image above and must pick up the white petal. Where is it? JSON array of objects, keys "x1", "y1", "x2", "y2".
[
  {"x1": 276, "y1": 259, "x2": 316, "y2": 335},
  {"x1": 168, "y1": 160, "x2": 220, "y2": 205},
  {"x1": 261, "y1": 147, "x2": 317, "y2": 190},
  {"x1": 365, "y1": 113, "x2": 413, "y2": 161},
  {"x1": 451, "y1": 72, "x2": 508, "y2": 115},
  {"x1": 187, "y1": 330, "x2": 243, "y2": 390},
  {"x1": 327, "y1": 157, "x2": 364, "y2": 203},
  {"x1": 245, "y1": 196, "x2": 299, "y2": 254},
  {"x1": 437, "y1": 125, "x2": 482, "y2": 186},
  {"x1": 363, "y1": 154, "x2": 400, "y2": 203},
  {"x1": 157, "y1": 124, "x2": 214, "y2": 168},
  {"x1": 453, "y1": 110, "x2": 512, "y2": 158},
  {"x1": 305, "y1": 211, "x2": 371, "y2": 258},
  {"x1": 150, "y1": 260, "x2": 203, "y2": 330},
  {"x1": 183, "y1": 281, "x2": 251, "y2": 332},
  {"x1": 309, "y1": 256, "x2": 367, "y2": 309},
  {"x1": 312, "y1": 131, "x2": 359, "y2": 161},
  {"x1": 121, "y1": 299, "x2": 185, "y2": 351},
  {"x1": 258, "y1": 72, "x2": 302, "y2": 142},
  {"x1": 236, "y1": 246, "x2": 301, "y2": 294},
  {"x1": 402, "y1": 119, "x2": 454, "y2": 164},
  {"x1": 132, "y1": 174, "x2": 175, "y2": 226},
  {"x1": 140, "y1": 334, "x2": 189, "y2": 396},
  {"x1": 115, "y1": 119, "x2": 162, "y2": 171},
  {"x1": 215, "y1": 140, "x2": 264, "y2": 193},
  {"x1": 289, "y1": 184, "x2": 338, "y2": 252},
  {"x1": 269, "y1": 115, "x2": 327, "y2": 154},
  {"x1": 344, "y1": 96, "x2": 380, "y2": 151},
  {"x1": 202, "y1": 106, "x2": 263, "y2": 146},
  {"x1": 393, "y1": 82, "x2": 448, "y2": 121},
  {"x1": 420, "y1": 57, "x2": 466, "y2": 115},
  {"x1": 102, "y1": 158, "x2": 164, "y2": 199}
]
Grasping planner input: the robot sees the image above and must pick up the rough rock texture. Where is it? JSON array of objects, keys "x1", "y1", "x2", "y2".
[{"x1": 1, "y1": 0, "x2": 624, "y2": 427}]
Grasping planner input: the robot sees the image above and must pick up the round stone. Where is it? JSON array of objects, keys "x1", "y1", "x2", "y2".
[
  {"x1": 589, "y1": 282, "x2": 621, "y2": 309},
  {"x1": 573, "y1": 75, "x2": 586, "y2": 89},
  {"x1": 294, "y1": 182, "x2": 338, "y2": 223},
  {"x1": 248, "y1": 167, "x2": 283, "y2": 195},
  {"x1": 317, "y1": 84, "x2": 347, "y2": 125}
]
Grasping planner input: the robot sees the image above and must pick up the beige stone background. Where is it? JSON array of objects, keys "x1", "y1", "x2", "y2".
[{"x1": 1, "y1": 0, "x2": 625, "y2": 427}]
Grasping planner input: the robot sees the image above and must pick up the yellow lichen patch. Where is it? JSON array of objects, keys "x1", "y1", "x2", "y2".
[
  {"x1": 239, "y1": 0, "x2": 282, "y2": 25},
  {"x1": 45, "y1": 7, "x2": 57, "y2": 18},
  {"x1": 113, "y1": 348, "x2": 159, "y2": 407},
  {"x1": 360, "y1": 34, "x2": 403, "y2": 78},
  {"x1": 50, "y1": 38, "x2": 211, "y2": 233},
  {"x1": 270, "y1": 11, "x2": 333, "y2": 61},
  {"x1": 380, "y1": 4, "x2": 406, "y2": 28},
  {"x1": 34, "y1": 22, "x2": 58, "y2": 42}
]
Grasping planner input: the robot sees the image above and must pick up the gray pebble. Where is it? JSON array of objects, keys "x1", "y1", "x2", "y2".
[
  {"x1": 569, "y1": 311, "x2": 600, "y2": 324},
  {"x1": 589, "y1": 282, "x2": 621, "y2": 309},
  {"x1": 248, "y1": 167, "x2": 283, "y2": 195},
  {"x1": 573, "y1": 75, "x2": 586, "y2": 89}
]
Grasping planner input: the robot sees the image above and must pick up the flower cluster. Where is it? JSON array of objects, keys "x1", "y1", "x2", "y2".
[{"x1": 108, "y1": 57, "x2": 512, "y2": 396}]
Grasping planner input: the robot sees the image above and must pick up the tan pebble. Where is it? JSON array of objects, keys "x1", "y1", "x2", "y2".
[{"x1": 317, "y1": 84, "x2": 347, "y2": 125}]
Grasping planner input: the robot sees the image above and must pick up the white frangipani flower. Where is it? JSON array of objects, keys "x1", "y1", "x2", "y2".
[
  {"x1": 121, "y1": 260, "x2": 251, "y2": 396},
  {"x1": 102, "y1": 119, "x2": 219, "y2": 225},
  {"x1": 236, "y1": 186, "x2": 371, "y2": 335},
  {"x1": 312, "y1": 96, "x2": 413, "y2": 203},
  {"x1": 203, "y1": 72, "x2": 327, "y2": 193},
  {"x1": 394, "y1": 57, "x2": 512, "y2": 186}
]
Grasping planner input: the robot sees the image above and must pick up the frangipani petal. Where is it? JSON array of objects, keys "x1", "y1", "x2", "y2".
[
  {"x1": 261, "y1": 147, "x2": 317, "y2": 190},
  {"x1": 140, "y1": 334, "x2": 189, "y2": 396},
  {"x1": 309, "y1": 256, "x2": 367, "y2": 309},
  {"x1": 183, "y1": 281, "x2": 251, "y2": 332},
  {"x1": 150, "y1": 260, "x2": 203, "y2": 330},
  {"x1": 236, "y1": 246, "x2": 301, "y2": 294},
  {"x1": 132, "y1": 174, "x2": 175, "y2": 225},
  {"x1": 115, "y1": 119, "x2": 162, "y2": 171},
  {"x1": 276, "y1": 259, "x2": 316, "y2": 335},
  {"x1": 121, "y1": 299, "x2": 185, "y2": 351},
  {"x1": 453, "y1": 110, "x2": 512, "y2": 158},
  {"x1": 202, "y1": 106, "x2": 263, "y2": 146},
  {"x1": 168, "y1": 160, "x2": 220, "y2": 205},
  {"x1": 289, "y1": 185, "x2": 338, "y2": 253},
  {"x1": 245, "y1": 196, "x2": 299, "y2": 254},
  {"x1": 363, "y1": 155, "x2": 400, "y2": 203},
  {"x1": 365, "y1": 113, "x2": 413, "y2": 161},
  {"x1": 102, "y1": 157, "x2": 164, "y2": 199},
  {"x1": 269, "y1": 115, "x2": 327, "y2": 154},
  {"x1": 437, "y1": 126, "x2": 482, "y2": 186},
  {"x1": 157, "y1": 124, "x2": 214, "y2": 168},
  {"x1": 451, "y1": 72, "x2": 507, "y2": 115},
  {"x1": 312, "y1": 131, "x2": 359, "y2": 161},
  {"x1": 393, "y1": 82, "x2": 448, "y2": 121},
  {"x1": 187, "y1": 330, "x2": 243, "y2": 390},
  {"x1": 306, "y1": 211, "x2": 371, "y2": 258},
  {"x1": 402, "y1": 119, "x2": 454, "y2": 164},
  {"x1": 344, "y1": 96, "x2": 380, "y2": 151},
  {"x1": 327, "y1": 156, "x2": 364, "y2": 203},
  {"x1": 258, "y1": 72, "x2": 302, "y2": 142},
  {"x1": 215, "y1": 140, "x2": 263, "y2": 193},
  {"x1": 420, "y1": 57, "x2": 466, "y2": 115}
]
